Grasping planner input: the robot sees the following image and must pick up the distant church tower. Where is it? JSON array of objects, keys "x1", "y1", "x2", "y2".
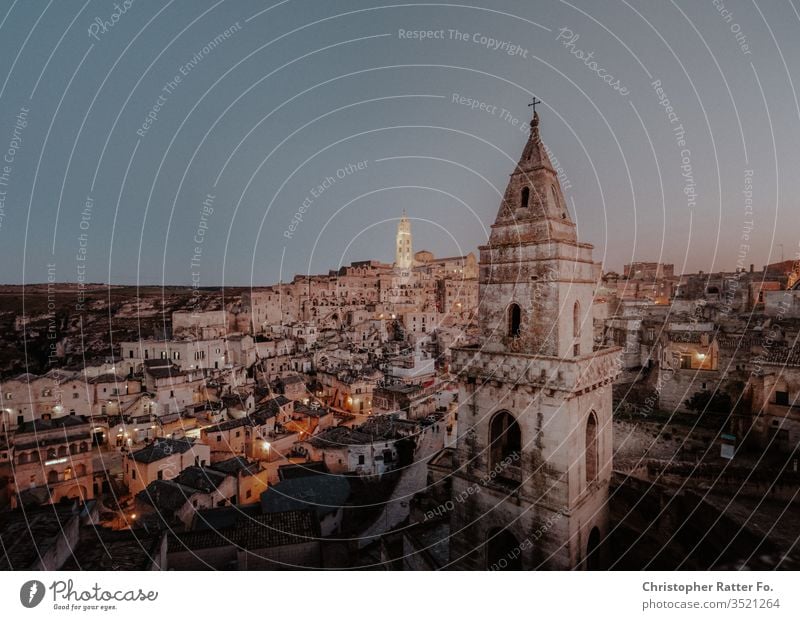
[
  {"x1": 447, "y1": 107, "x2": 621, "y2": 570},
  {"x1": 395, "y1": 210, "x2": 413, "y2": 273}
]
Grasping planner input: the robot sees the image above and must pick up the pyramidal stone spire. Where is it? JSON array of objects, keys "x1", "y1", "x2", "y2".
[
  {"x1": 519, "y1": 111, "x2": 554, "y2": 171},
  {"x1": 491, "y1": 109, "x2": 576, "y2": 244}
]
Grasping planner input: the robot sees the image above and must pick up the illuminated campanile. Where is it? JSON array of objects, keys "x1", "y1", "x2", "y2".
[
  {"x1": 447, "y1": 106, "x2": 621, "y2": 569},
  {"x1": 395, "y1": 210, "x2": 413, "y2": 273}
]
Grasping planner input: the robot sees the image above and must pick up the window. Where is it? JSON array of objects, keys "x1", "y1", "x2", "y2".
[
  {"x1": 358, "y1": 454, "x2": 365, "y2": 465},
  {"x1": 775, "y1": 391, "x2": 790, "y2": 406},
  {"x1": 520, "y1": 186, "x2": 530, "y2": 210},
  {"x1": 246, "y1": 490, "x2": 252, "y2": 499},
  {"x1": 508, "y1": 304, "x2": 522, "y2": 338},
  {"x1": 72, "y1": 393, "x2": 79, "y2": 399},
  {"x1": 157, "y1": 470, "x2": 163, "y2": 480},
  {"x1": 573, "y1": 301, "x2": 581, "y2": 357},
  {"x1": 680, "y1": 354, "x2": 692, "y2": 369},
  {"x1": 585, "y1": 412, "x2": 599, "y2": 483},
  {"x1": 132, "y1": 470, "x2": 136, "y2": 480},
  {"x1": 489, "y1": 411, "x2": 521, "y2": 473}
]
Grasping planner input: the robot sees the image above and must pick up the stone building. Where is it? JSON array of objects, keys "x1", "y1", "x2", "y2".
[
  {"x1": 10, "y1": 416, "x2": 95, "y2": 506},
  {"x1": 443, "y1": 109, "x2": 621, "y2": 570}
]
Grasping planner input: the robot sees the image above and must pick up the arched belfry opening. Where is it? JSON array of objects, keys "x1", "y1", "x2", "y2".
[
  {"x1": 573, "y1": 301, "x2": 581, "y2": 357},
  {"x1": 508, "y1": 303, "x2": 521, "y2": 338},
  {"x1": 520, "y1": 186, "x2": 530, "y2": 210},
  {"x1": 585, "y1": 412, "x2": 599, "y2": 483}
]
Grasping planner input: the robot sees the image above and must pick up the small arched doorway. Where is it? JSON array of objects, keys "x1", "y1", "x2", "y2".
[
  {"x1": 586, "y1": 527, "x2": 601, "y2": 570},
  {"x1": 487, "y1": 528, "x2": 522, "y2": 570}
]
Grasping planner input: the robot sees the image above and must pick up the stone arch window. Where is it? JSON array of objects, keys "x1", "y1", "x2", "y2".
[
  {"x1": 486, "y1": 527, "x2": 522, "y2": 570},
  {"x1": 76, "y1": 464, "x2": 87, "y2": 477},
  {"x1": 63, "y1": 467, "x2": 73, "y2": 481},
  {"x1": 79, "y1": 442, "x2": 88, "y2": 452},
  {"x1": 17, "y1": 452, "x2": 28, "y2": 465},
  {"x1": 489, "y1": 411, "x2": 521, "y2": 471},
  {"x1": 508, "y1": 303, "x2": 522, "y2": 338},
  {"x1": 47, "y1": 448, "x2": 57, "y2": 460},
  {"x1": 47, "y1": 470, "x2": 59, "y2": 484},
  {"x1": 585, "y1": 412, "x2": 599, "y2": 483},
  {"x1": 573, "y1": 301, "x2": 581, "y2": 357},
  {"x1": 520, "y1": 186, "x2": 530, "y2": 209},
  {"x1": 58, "y1": 446, "x2": 68, "y2": 457}
]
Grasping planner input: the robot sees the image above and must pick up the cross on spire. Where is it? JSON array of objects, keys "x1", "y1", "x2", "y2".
[{"x1": 528, "y1": 96, "x2": 541, "y2": 115}]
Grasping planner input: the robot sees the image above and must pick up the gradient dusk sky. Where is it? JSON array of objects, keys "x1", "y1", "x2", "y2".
[{"x1": 0, "y1": 0, "x2": 799, "y2": 286}]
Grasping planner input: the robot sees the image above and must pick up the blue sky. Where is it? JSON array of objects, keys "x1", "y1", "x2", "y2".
[{"x1": 0, "y1": 0, "x2": 798, "y2": 285}]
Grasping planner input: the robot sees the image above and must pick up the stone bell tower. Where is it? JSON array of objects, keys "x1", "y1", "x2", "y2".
[
  {"x1": 446, "y1": 107, "x2": 621, "y2": 570},
  {"x1": 395, "y1": 210, "x2": 413, "y2": 274}
]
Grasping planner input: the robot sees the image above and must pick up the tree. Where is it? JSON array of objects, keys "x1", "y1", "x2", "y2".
[{"x1": 684, "y1": 389, "x2": 733, "y2": 414}]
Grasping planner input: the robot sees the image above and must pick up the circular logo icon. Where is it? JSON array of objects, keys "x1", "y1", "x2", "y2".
[{"x1": 20, "y1": 580, "x2": 45, "y2": 608}]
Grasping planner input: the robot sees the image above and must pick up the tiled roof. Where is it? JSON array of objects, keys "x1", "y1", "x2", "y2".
[
  {"x1": 60, "y1": 529, "x2": 162, "y2": 570},
  {"x1": 136, "y1": 479, "x2": 202, "y2": 513},
  {"x1": 174, "y1": 466, "x2": 228, "y2": 493},
  {"x1": 171, "y1": 510, "x2": 320, "y2": 552},
  {"x1": 0, "y1": 504, "x2": 80, "y2": 570},
  {"x1": 130, "y1": 438, "x2": 194, "y2": 463},
  {"x1": 210, "y1": 457, "x2": 261, "y2": 477},
  {"x1": 260, "y1": 475, "x2": 350, "y2": 518}
]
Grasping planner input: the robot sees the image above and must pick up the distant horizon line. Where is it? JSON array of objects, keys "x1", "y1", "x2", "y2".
[{"x1": 1, "y1": 262, "x2": 786, "y2": 288}]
